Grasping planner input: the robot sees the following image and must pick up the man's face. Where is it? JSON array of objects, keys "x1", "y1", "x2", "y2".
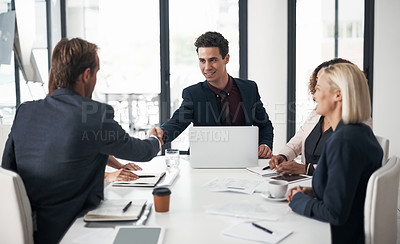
[
  {"x1": 85, "y1": 55, "x2": 100, "y2": 98},
  {"x1": 198, "y1": 47, "x2": 229, "y2": 84}
]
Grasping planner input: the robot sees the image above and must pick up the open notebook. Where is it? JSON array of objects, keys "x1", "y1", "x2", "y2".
[
  {"x1": 112, "y1": 172, "x2": 166, "y2": 187},
  {"x1": 84, "y1": 199, "x2": 147, "y2": 222}
]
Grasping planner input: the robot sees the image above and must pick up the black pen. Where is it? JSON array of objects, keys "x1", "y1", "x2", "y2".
[
  {"x1": 122, "y1": 201, "x2": 132, "y2": 212},
  {"x1": 138, "y1": 175, "x2": 156, "y2": 178},
  {"x1": 252, "y1": 222, "x2": 273, "y2": 234},
  {"x1": 262, "y1": 165, "x2": 270, "y2": 170}
]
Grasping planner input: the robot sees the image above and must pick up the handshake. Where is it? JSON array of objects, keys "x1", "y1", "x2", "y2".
[{"x1": 147, "y1": 128, "x2": 166, "y2": 148}]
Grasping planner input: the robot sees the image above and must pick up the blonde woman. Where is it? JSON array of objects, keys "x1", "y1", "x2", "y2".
[{"x1": 287, "y1": 63, "x2": 382, "y2": 244}]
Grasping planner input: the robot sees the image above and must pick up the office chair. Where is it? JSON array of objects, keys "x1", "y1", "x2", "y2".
[
  {"x1": 0, "y1": 124, "x2": 12, "y2": 157},
  {"x1": 364, "y1": 156, "x2": 400, "y2": 244},
  {"x1": 375, "y1": 135, "x2": 389, "y2": 165},
  {"x1": 0, "y1": 168, "x2": 34, "y2": 244}
]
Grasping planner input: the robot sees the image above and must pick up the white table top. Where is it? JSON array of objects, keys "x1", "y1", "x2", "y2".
[{"x1": 61, "y1": 156, "x2": 330, "y2": 244}]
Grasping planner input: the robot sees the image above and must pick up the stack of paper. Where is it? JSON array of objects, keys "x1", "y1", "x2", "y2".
[
  {"x1": 205, "y1": 201, "x2": 279, "y2": 221},
  {"x1": 204, "y1": 177, "x2": 263, "y2": 194},
  {"x1": 157, "y1": 169, "x2": 180, "y2": 187},
  {"x1": 223, "y1": 221, "x2": 292, "y2": 244}
]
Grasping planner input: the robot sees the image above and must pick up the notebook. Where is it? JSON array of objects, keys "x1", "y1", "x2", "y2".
[
  {"x1": 112, "y1": 172, "x2": 166, "y2": 187},
  {"x1": 189, "y1": 126, "x2": 259, "y2": 168},
  {"x1": 84, "y1": 199, "x2": 147, "y2": 222}
]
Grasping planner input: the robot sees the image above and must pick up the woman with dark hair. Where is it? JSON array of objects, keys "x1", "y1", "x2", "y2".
[
  {"x1": 268, "y1": 58, "x2": 370, "y2": 175},
  {"x1": 287, "y1": 63, "x2": 382, "y2": 243}
]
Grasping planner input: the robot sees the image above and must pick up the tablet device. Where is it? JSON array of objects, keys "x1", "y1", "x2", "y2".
[{"x1": 113, "y1": 226, "x2": 165, "y2": 244}]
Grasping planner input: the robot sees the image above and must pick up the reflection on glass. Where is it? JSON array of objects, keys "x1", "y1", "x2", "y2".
[
  {"x1": 0, "y1": 0, "x2": 48, "y2": 124},
  {"x1": 66, "y1": 0, "x2": 161, "y2": 134},
  {"x1": 169, "y1": 0, "x2": 239, "y2": 149},
  {"x1": 296, "y1": 0, "x2": 364, "y2": 130}
]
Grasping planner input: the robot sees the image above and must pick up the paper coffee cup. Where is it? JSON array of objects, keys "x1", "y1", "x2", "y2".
[{"x1": 152, "y1": 187, "x2": 171, "y2": 212}]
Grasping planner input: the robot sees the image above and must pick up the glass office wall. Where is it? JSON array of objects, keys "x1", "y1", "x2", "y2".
[
  {"x1": 296, "y1": 0, "x2": 364, "y2": 129},
  {"x1": 169, "y1": 0, "x2": 239, "y2": 149},
  {"x1": 0, "y1": 0, "x2": 49, "y2": 124},
  {"x1": 66, "y1": 0, "x2": 161, "y2": 135}
]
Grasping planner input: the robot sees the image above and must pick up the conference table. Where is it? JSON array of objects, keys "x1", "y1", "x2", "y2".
[{"x1": 61, "y1": 156, "x2": 330, "y2": 244}]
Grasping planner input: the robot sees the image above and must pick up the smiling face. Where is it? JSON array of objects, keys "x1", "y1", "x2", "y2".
[
  {"x1": 314, "y1": 71, "x2": 340, "y2": 117},
  {"x1": 198, "y1": 47, "x2": 230, "y2": 86}
]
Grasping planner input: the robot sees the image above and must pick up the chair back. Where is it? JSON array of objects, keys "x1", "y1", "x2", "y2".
[
  {"x1": 0, "y1": 124, "x2": 12, "y2": 157},
  {"x1": 364, "y1": 156, "x2": 400, "y2": 244},
  {"x1": 375, "y1": 135, "x2": 389, "y2": 165},
  {"x1": 0, "y1": 168, "x2": 34, "y2": 244}
]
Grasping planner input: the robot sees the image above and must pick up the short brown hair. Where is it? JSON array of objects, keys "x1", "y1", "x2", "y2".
[
  {"x1": 50, "y1": 38, "x2": 98, "y2": 90},
  {"x1": 194, "y1": 31, "x2": 229, "y2": 59}
]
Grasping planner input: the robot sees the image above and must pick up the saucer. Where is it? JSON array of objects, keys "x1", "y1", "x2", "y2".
[{"x1": 260, "y1": 192, "x2": 287, "y2": 202}]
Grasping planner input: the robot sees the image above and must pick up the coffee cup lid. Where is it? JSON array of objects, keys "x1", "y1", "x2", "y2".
[{"x1": 152, "y1": 187, "x2": 171, "y2": 196}]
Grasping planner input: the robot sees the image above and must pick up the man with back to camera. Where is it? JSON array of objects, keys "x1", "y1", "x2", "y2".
[
  {"x1": 1, "y1": 38, "x2": 163, "y2": 244},
  {"x1": 157, "y1": 31, "x2": 274, "y2": 158}
]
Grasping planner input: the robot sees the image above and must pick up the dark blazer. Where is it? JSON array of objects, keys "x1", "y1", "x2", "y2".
[
  {"x1": 161, "y1": 78, "x2": 274, "y2": 149},
  {"x1": 289, "y1": 121, "x2": 382, "y2": 244},
  {"x1": 1, "y1": 88, "x2": 160, "y2": 244}
]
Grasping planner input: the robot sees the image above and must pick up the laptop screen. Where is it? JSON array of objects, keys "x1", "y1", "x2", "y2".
[{"x1": 189, "y1": 126, "x2": 259, "y2": 169}]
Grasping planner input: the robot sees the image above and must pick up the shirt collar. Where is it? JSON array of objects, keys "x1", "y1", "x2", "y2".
[{"x1": 207, "y1": 75, "x2": 234, "y2": 95}]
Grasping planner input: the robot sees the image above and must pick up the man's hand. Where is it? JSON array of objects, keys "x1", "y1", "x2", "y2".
[
  {"x1": 258, "y1": 144, "x2": 272, "y2": 158},
  {"x1": 287, "y1": 186, "x2": 313, "y2": 203},
  {"x1": 121, "y1": 163, "x2": 142, "y2": 171},
  {"x1": 104, "y1": 169, "x2": 139, "y2": 182},
  {"x1": 269, "y1": 154, "x2": 285, "y2": 169},
  {"x1": 275, "y1": 161, "x2": 305, "y2": 175},
  {"x1": 148, "y1": 128, "x2": 164, "y2": 146}
]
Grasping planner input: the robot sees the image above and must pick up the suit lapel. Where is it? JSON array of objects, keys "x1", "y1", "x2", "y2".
[
  {"x1": 235, "y1": 79, "x2": 253, "y2": 124},
  {"x1": 201, "y1": 81, "x2": 220, "y2": 125}
]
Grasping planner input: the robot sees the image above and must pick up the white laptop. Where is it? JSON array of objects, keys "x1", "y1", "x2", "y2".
[{"x1": 189, "y1": 126, "x2": 259, "y2": 168}]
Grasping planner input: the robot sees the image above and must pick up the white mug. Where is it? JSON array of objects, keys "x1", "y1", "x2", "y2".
[{"x1": 268, "y1": 180, "x2": 288, "y2": 198}]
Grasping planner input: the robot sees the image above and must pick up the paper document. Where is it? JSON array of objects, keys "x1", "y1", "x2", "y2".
[
  {"x1": 205, "y1": 201, "x2": 279, "y2": 221},
  {"x1": 157, "y1": 169, "x2": 179, "y2": 187},
  {"x1": 224, "y1": 221, "x2": 292, "y2": 244},
  {"x1": 204, "y1": 177, "x2": 263, "y2": 194},
  {"x1": 246, "y1": 166, "x2": 280, "y2": 177}
]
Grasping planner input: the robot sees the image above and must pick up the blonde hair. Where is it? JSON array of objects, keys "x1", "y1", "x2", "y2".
[{"x1": 321, "y1": 63, "x2": 371, "y2": 124}]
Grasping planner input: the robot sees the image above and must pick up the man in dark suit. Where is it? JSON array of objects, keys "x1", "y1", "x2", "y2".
[
  {"x1": 158, "y1": 31, "x2": 274, "y2": 158},
  {"x1": 1, "y1": 38, "x2": 162, "y2": 244}
]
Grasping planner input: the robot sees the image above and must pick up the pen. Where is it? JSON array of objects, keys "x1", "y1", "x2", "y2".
[
  {"x1": 252, "y1": 222, "x2": 273, "y2": 234},
  {"x1": 262, "y1": 165, "x2": 270, "y2": 170},
  {"x1": 138, "y1": 175, "x2": 156, "y2": 178},
  {"x1": 122, "y1": 201, "x2": 132, "y2": 212}
]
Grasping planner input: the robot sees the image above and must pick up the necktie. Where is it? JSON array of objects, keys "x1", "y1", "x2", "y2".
[{"x1": 219, "y1": 91, "x2": 231, "y2": 125}]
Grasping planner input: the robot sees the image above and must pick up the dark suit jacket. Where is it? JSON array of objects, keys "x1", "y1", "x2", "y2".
[
  {"x1": 1, "y1": 88, "x2": 160, "y2": 244},
  {"x1": 161, "y1": 78, "x2": 274, "y2": 149},
  {"x1": 289, "y1": 121, "x2": 382, "y2": 244}
]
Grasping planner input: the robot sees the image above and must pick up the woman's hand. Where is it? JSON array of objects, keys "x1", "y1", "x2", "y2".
[
  {"x1": 104, "y1": 169, "x2": 139, "y2": 182},
  {"x1": 269, "y1": 155, "x2": 285, "y2": 169},
  {"x1": 121, "y1": 162, "x2": 142, "y2": 171},
  {"x1": 275, "y1": 161, "x2": 305, "y2": 175},
  {"x1": 287, "y1": 186, "x2": 313, "y2": 203}
]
